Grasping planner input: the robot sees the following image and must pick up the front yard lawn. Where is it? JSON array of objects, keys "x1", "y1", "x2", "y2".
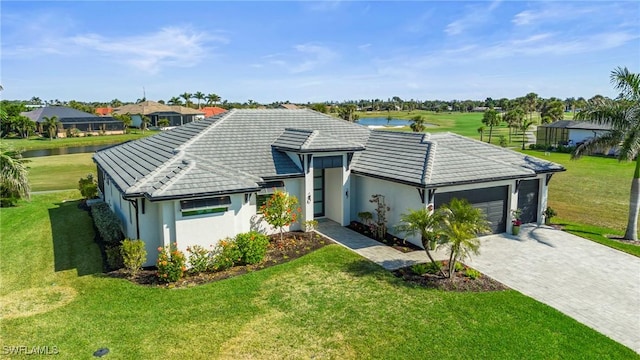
[{"x1": 0, "y1": 191, "x2": 637, "y2": 358}]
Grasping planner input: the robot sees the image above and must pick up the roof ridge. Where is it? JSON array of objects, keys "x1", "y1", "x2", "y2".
[
  {"x1": 301, "y1": 130, "x2": 319, "y2": 149},
  {"x1": 150, "y1": 160, "x2": 195, "y2": 197},
  {"x1": 422, "y1": 140, "x2": 436, "y2": 185},
  {"x1": 186, "y1": 152, "x2": 264, "y2": 184},
  {"x1": 126, "y1": 152, "x2": 186, "y2": 195}
]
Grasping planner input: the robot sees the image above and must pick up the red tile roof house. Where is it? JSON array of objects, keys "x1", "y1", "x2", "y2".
[
  {"x1": 200, "y1": 106, "x2": 227, "y2": 117},
  {"x1": 95, "y1": 107, "x2": 114, "y2": 116},
  {"x1": 93, "y1": 109, "x2": 565, "y2": 266}
]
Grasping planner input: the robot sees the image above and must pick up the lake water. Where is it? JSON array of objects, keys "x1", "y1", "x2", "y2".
[
  {"x1": 22, "y1": 144, "x2": 111, "y2": 158},
  {"x1": 356, "y1": 117, "x2": 436, "y2": 127}
]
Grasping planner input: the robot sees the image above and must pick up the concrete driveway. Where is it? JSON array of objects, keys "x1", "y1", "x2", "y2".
[{"x1": 466, "y1": 224, "x2": 640, "y2": 353}]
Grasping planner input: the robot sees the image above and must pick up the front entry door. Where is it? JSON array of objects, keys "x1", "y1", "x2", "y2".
[{"x1": 313, "y1": 168, "x2": 325, "y2": 217}]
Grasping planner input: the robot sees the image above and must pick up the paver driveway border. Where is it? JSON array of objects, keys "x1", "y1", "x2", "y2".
[{"x1": 466, "y1": 224, "x2": 640, "y2": 354}]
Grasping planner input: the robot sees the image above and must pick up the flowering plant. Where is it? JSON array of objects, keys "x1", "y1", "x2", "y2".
[
  {"x1": 157, "y1": 243, "x2": 186, "y2": 282},
  {"x1": 260, "y1": 190, "x2": 301, "y2": 241},
  {"x1": 511, "y1": 209, "x2": 522, "y2": 226}
]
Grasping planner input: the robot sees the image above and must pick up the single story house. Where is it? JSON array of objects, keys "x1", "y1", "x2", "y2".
[
  {"x1": 21, "y1": 106, "x2": 124, "y2": 136},
  {"x1": 113, "y1": 101, "x2": 204, "y2": 127},
  {"x1": 200, "y1": 106, "x2": 227, "y2": 117},
  {"x1": 94, "y1": 109, "x2": 564, "y2": 266},
  {"x1": 536, "y1": 120, "x2": 613, "y2": 149}
]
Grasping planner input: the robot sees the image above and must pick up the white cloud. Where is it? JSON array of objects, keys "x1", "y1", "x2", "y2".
[
  {"x1": 445, "y1": 0, "x2": 502, "y2": 36},
  {"x1": 263, "y1": 44, "x2": 338, "y2": 74},
  {"x1": 71, "y1": 27, "x2": 226, "y2": 74}
]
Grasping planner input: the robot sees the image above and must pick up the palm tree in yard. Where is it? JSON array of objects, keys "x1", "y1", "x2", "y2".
[
  {"x1": 0, "y1": 144, "x2": 30, "y2": 206},
  {"x1": 520, "y1": 120, "x2": 534, "y2": 150},
  {"x1": 42, "y1": 116, "x2": 59, "y2": 140},
  {"x1": 409, "y1": 115, "x2": 426, "y2": 132},
  {"x1": 396, "y1": 208, "x2": 446, "y2": 277},
  {"x1": 439, "y1": 198, "x2": 490, "y2": 278},
  {"x1": 481, "y1": 108, "x2": 501, "y2": 144},
  {"x1": 193, "y1": 91, "x2": 205, "y2": 109},
  {"x1": 168, "y1": 96, "x2": 182, "y2": 106},
  {"x1": 572, "y1": 66, "x2": 640, "y2": 240},
  {"x1": 180, "y1": 92, "x2": 193, "y2": 108}
]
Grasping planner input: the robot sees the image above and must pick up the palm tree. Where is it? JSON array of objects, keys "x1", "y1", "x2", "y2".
[
  {"x1": 503, "y1": 107, "x2": 525, "y2": 143},
  {"x1": 396, "y1": 208, "x2": 446, "y2": 277},
  {"x1": 477, "y1": 126, "x2": 485, "y2": 142},
  {"x1": 481, "y1": 108, "x2": 501, "y2": 144},
  {"x1": 180, "y1": 92, "x2": 193, "y2": 108},
  {"x1": 409, "y1": 115, "x2": 426, "y2": 132},
  {"x1": 0, "y1": 144, "x2": 30, "y2": 206},
  {"x1": 572, "y1": 66, "x2": 640, "y2": 240},
  {"x1": 168, "y1": 96, "x2": 182, "y2": 106},
  {"x1": 42, "y1": 116, "x2": 59, "y2": 140},
  {"x1": 206, "y1": 93, "x2": 221, "y2": 106},
  {"x1": 520, "y1": 120, "x2": 534, "y2": 150},
  {"x1": 193, "y1": 91, "x2": 205, "y2": 109},
  {"x1": 140, "y1": 114, "x2": 151, "y2": 133},
  {"x1": 439, "y1": 198, "x2": 490, "y2": 278}
]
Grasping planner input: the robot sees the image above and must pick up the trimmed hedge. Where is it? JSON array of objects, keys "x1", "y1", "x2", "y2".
[{"x1": 90, "y1": 202, "x2": 124, "y2": 246}]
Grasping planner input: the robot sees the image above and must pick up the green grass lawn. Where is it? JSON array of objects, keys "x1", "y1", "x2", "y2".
[
  {"x1": 0, "y1": 191, "x2": 637, "y2": 359},
  {"x1": 3, "y1": 130, "x2": 157, "y2": 151},
  {"x1": 28, "y1": 153, "x2": 96, "y2": 192}
]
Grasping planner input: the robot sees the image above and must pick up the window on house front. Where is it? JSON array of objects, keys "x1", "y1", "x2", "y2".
[
  {"x1": 180, "y1": 196, "x2": 231, "y2": 217},
  {"x1": 256, "y1": 181, "x2": 285, "y2": 213}
]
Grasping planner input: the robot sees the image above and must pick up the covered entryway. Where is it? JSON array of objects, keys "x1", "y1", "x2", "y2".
[
  {"x1": 517, "y1": 179, "x2": 539, "y2": 224},
  {"x1": 435, "y1": 186, "x2": 508, "y2": 234}
]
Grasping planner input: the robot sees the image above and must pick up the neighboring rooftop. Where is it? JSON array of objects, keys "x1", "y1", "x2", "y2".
[
  {"x1": 113, "y1": 101, "x2": 204, "y2": 116},
  {"x1": 21, "y1": 106, "x2": 98, "y2": 122},
  {"x1": 539, "y1": 120, "x2": 612, "y2": 130},
  {"x1": 200, "y1": 106, "x2": 227, "y2": 117}
]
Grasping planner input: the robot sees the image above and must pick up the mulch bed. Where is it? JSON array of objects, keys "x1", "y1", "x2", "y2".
[
  {"x1": 393, "y1": 262, "x2": 509, "y2": 292},
  {"x1": 348, "y1": 221, "x2": 422, "y2": 253},
  {"x1": 106, "y1": 231, "x2": 334, "y2": 288}
]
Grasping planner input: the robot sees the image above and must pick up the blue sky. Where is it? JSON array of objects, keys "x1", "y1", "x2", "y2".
[{"x1": 1, "y1": 1, "x2": 639, "y2": 104}]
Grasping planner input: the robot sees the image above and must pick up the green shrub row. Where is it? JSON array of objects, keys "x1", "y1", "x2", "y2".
[{"x1": 90, "y1": 202, "x2": 124, "y2": 246}]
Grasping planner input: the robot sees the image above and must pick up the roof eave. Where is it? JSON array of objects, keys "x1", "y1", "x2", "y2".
[{"x1": 144, "y1": 186, "x2": 262, "y2": 202}]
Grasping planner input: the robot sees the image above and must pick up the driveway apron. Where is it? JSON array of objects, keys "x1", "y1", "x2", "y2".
[{"x1": 466, "y1": 224, "x2": 640, "y2": 353}]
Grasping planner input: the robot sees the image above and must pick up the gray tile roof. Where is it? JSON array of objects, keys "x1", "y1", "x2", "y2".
[
  {"x1": 351, "y1": 131, "x2": 564, "y2": 187},
  {"x1": 94, "y1": 109, "x2": 369, "y2": 199},
  {"x1": 540, "y1": 120, "x2": 612, "y2": 130},
  {"x1": 21, "y1": 106, "x2": 98, "y2": 122},
  {"x1": 94, "y1": 109, "x2": 564, "y2": 200},
  {"x1": 272, "y1": 128, "x2": 366, "y2": 152}
]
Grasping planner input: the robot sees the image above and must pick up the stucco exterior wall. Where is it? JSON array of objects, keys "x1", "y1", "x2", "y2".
[
  {"x1": 351, "y1": 175, "x2": 424, "y2": 246},
  {"x1": 325, "y1": 167, "x2": 343, "y2": 223}
]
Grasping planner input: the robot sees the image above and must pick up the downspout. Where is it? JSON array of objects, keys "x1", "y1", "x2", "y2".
[{"x1": 123, "y1": 197, "x2": 140, "y2": 240}]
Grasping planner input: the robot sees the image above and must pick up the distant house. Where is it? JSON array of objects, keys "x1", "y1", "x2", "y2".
[
  {"x1": 21, "y1": 106, "x2": 124, "y2": 137},
  {"x1": 95, "y1": 107, "x2": 114, "y2": 116},
  {"x1": 200, "y1": 106, "x2": 227, "y2": 117},
  {"x1": 279, "y1": 103, "x2": 299, "y2": 110},
  {"x1": 113, "y1": 101, "x2": 204, "y2": 127},
  {"x1": 94, "y1": 109, "x2": 564, "y2": 266},
  {"x1": 536, "y1": 120, "x2": 613, "y2": 151}
]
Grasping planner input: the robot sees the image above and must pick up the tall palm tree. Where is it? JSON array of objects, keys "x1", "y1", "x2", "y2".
[
  {"x1": 572, "y1": 66, "x2": 640, "y2": 240},
  {"x1": 481, "y1": 108, "x2": 501, "y2": 144},
  {"x1": 206, "y1": 93, "x2": 221, "y2": 107},
  {"x1": 193, "y1": 91, "x2": 205, "y2": 109},
  {"x1": 0, "y1": 144, "x2": 30, "y2": 206},
  {"x1": 520, "y1": 120, "x2": 534, "y2": 150},
  {"x1": 168, "y1": 96, "x2": 182, "y2": 106},
  {"x1": 439, "y1": 198, "x2": 490, "y2": 278},
  {"x1": 180, "y1": 92, "x2": 193, "y2": 108},
  {"x1": 396, "y1": 208, "x2": 446, "y2": 277},
  {"x1": 42, "y1": 116, "x2": 59, "y2": 140},
  {"x1": 477, "y1": 126, "x2": 485, "y2": 142}
]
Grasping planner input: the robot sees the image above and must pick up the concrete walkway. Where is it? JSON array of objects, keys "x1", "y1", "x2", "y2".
[
  {"x1": 315, "y1": 220, "x2": 447, "y2": 270},
  {"x1": 317, "y1": 220, "x2": 640, "y2": 353}
]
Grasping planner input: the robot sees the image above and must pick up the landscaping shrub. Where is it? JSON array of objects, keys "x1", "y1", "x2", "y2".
[
  {"x1": 78, "y1": 174, "x2": 98, "y2": 199},
  {"x1": 106, "y1": 245, "x2": 123, "y2": 270},
  {"x1": 235, "y1": 231, "x2": 269, "y2": 265},
  {"x1": 260, "y1": 190, "x2": 301, "y2": 241},
  {"x1": 90, "y1": 202, "x2": 124, "y2": 246},
  {"x1": 186, "y1": 245, "x2": 211, "y2": 274},
  {"x1": 411, "y1": 263, "x2": 430, "y2": 275},
  {"x1": 425, "y1": 261, "x2": 443, "y2": 274},
  {"x1": 120, "y1": 239, "x2": 146, "y2": 277},
  {"x1": 157, "y1": 243, "x2": 186, "y2": 282},
  {"x1": 465, "y1": 268, "x2": 482, "y2": 280},
  {"x1": 211, "y1": 238, "x2": 241, "y2": 271}
]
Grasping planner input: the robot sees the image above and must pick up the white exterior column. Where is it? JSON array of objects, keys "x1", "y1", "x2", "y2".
[
  {"x1": 341, "y1": 153, "x2": 351, "y2": 226},
  {"x1": 507, "y1": 181, "x2": 520, "y2": 233},
  {"x1": 160, "y1": 201, "x2": 176, "y2": 247},
  {"x1": 303, "y1": 155, "x2": 314, "y2": 224},
  {"x1": 539, "y1": 175, "x2": 549, "y2": 225}
]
